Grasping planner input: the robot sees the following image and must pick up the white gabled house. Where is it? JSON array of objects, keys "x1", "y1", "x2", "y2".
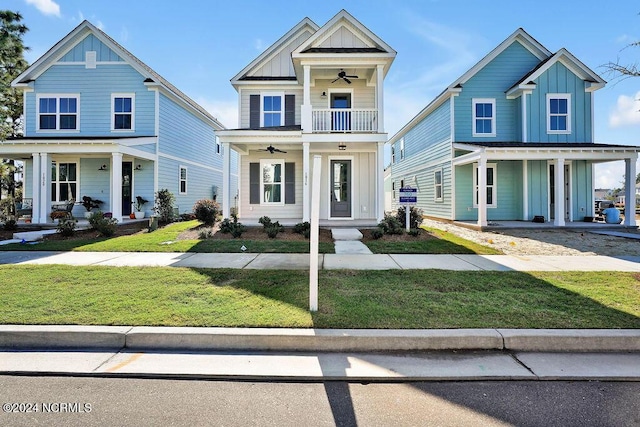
[
  {"x1": 218, "y1": 9, "x2": 395, "y2": 225},
  {"x1": 3, "y1": 21, "x2": 234, "y2": 223}
]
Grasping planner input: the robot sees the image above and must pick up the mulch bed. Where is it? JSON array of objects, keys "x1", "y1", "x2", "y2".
[
  {"x1": 178, "y1": 224, "x2": 334, "y2": 243},
  {"x1": 359, "y1": 228, "x2": 437, "y2": 243}
]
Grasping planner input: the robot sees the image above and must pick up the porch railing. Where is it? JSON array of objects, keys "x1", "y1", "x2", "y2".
[{"x1": 311, "y1": 108, "x2": 378, "y2": 133}]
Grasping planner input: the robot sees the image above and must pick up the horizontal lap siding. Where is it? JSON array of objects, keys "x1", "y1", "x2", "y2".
[
  {"x1": 391, "y1": 99, "x2": 451, "y2": 219},
  {"x1": 240, "y1": 89, "x2": 303, "y2": 128},
  {"x1": 132, "y1": 160, "x2": 155, "y2": 216},
  {"x1": 26, "y1": 64, "x2": 155, "y2": 136},
  {"x1": 455, "y1": 42, "x2": 541, "y2": 142},
  {"x1": 79, "y1": 157, "x2": 112, "y2": 216},
  {"x1": 528, "y1": 62, "x2": 591, "y2": 142}
]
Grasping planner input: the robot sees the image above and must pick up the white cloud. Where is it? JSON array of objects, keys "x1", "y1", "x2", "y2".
[
  {"x1": 609, "y1": 91, "x2": 640, "y2": 128},
  {"x1": 196, "y1": 98, "x2": 238, "y2": 129},
  {"x1": 25, "y1": 0, "x2": 61, "y2": 17}
]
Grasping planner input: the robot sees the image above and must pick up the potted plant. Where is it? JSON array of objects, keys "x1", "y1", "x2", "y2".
[
  {"x1": 81, "y1": 196, "x2": 103, "y2": 219},
  {"x1": 133, "y1": 196, "x2": 148, "y2": 219}
]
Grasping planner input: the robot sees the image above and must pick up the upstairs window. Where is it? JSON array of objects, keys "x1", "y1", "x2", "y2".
[
  {"x1": 37, "y1": 95, "x2": 79, "y2": 131},
  {"x1": 216, "y1": 136, "x2": 222, "y2": 155},
  {"x1": 547, "y1": 94, "x2": 571, "y2": 134},
  {"x1": 434, "y1": 169, "x2": 443, "y2": 201},
  {"x1": 472, "y1": 98, "x2": 495, "y2": 137},
  {"x1": 179, "y1": 166, "x2": 187, "y2": 194},
  {"x1": 391, "y1": 146, "x2": 395, "y2": 163},
  {"x1": 262, "y1": 94, "x2": 283, "y2": 127},
  {"x1": 112, "y1": 94, "x2": 134, "y2": 131},
  {"x1": 400, "y1": 138, "x2": 405, "y2": 160}
]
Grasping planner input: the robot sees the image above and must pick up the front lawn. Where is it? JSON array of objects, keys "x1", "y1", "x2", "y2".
[{"x1": 1, "y1": 265, "x2": 637, "y2": 328}]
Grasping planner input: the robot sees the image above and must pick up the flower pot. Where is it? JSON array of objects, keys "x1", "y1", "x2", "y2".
[
  {"x1": 129, "y1": 212, "x2": 136, "y2": 219},
  {"x1": 134, "y1": 211, "x2": 145, "y2": 219}
]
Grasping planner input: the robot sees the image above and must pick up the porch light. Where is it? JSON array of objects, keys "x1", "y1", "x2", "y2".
[
  {"x1": 321, "y1": 91, "x2": 327, "y2": 99},
  {"x1": 338, "y1": 143, "x2": 346, "y2": 151},
  {"x1": 98, "y1": 164, "x2": 108, "y2": 171},
  {"x1": 134, "y1": 164, "x2": 143, "y2": 171}
]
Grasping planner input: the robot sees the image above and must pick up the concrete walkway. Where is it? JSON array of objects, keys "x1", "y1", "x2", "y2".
[
  {"x1": 1, "y1": 250, "x2": 639, "y2": 271},
  {"x1": 331, "y1": 228, "x2": 372, "y2": 254}
]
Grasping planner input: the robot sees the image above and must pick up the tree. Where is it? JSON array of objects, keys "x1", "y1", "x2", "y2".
[
  {"x1": 603, "y1": 13, "x2": 639, "y2": 79},
  {"x1": 0, "y1": 10, "x2": 28, "y2": 208}
]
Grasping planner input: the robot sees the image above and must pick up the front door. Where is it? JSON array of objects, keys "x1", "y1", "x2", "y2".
[
  {"x1": 122, "y1": 162, "x2": 132, "y2": 215},
  {"x1": 549, "y1": 164, "x2": 570, "y2": 221},
  {"x1": 330, "y1": 93, "x2": 351, "y2": 131},
  {"x1": 330, "y1": 159, "x2": 351, "y2": 218}
]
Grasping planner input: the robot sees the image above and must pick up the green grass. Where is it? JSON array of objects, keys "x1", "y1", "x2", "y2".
[
  {"x1": 364, "y1": 227, "x2": 502, "y2": 255},
  {"x1": 1, "y1": 265, "x2": 637, "y2": 328}
]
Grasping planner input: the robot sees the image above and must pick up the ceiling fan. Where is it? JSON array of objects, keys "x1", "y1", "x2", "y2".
[
  {"x1": 332, "y1": 69, "x2": 358, "y2": 84},
  {"x1": 259, "y1": 145, "x2": 287, "y2": 154}
]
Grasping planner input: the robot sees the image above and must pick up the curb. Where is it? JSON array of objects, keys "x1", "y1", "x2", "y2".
[{"x1": 1, "y1": 326, "x2": 639, "y2": 352}]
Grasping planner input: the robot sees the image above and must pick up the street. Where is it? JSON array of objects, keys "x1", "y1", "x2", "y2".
[{"x1": 1, "y1": 376, "x2": 638, "y2": 426}]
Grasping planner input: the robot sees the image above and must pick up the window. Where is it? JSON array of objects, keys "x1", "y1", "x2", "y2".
[
  {"x1": 51, "y1": 161, "x2": 77, "y2": 202},
  {"x1": 37, "y1": 95, "x2": 79, "y2": 131},
  {"x1": 547, "y1": 94, "x2": 571, "y2": 133},
  {"x1": 262, "y1": 94, "x2": 283, "y2": 127},
  {"x1": 391, "y1": 146, "x2": 395, "y2": 164},
  {"x1": 434, "y1": 169, "x2": 443, "y2": 201},
  {"x1": 473, "y1": 163, "x2": 496, "y2": 208},
  {"x1": 112, "y1": 94, "x2": 134, "y2": 131},
  {"x1": 179, "y1": 166, "x2": 187, "y2": 194},
  {"x1": 216, "y1": 136, "x2": 221, "y2": 155},
  {"x1": 472, "y1": 98, "x2": 495, "y2": 137},
  {"x1": 260, "y1": 160, "x2": 284, "y2": 204},
  {"x1": 392, "y1": 181, "x2": 395, "y2": 200},
  {"x1": 400, "y1": 138, "x2": 405, "y2": 160}
]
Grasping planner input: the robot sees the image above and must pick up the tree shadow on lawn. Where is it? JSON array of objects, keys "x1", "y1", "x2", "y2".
[{"x1": 193, "y1": 269, "x2": 640, "y2": 329}]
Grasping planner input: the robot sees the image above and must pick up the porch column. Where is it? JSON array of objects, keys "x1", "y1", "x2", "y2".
[
  {"x1": 554, "y1": 158, "x2": 565, "y2": 226},
  {"x1": 376, "y1": 141, "x2": 385, "y2": 221},
  {"x1": 301, "y1": 65, "x2": 311, "y2": 132},
  {"x1": 522, "y1": 160, "x2": 529, "y2": 220},
  {"x1": 222, "y1": 142, "x2": 231, "y2": 218},
  {"x1": 38, "y1": 153, "x2": 51, "y2": 224},
  {"x1": 477, "y1": 156, "x2": 487, "y2": 227},
  {"x1": 624, "y1": 154, "x2": 637, "y2": 226},
  {"x1": 31, "y1": 153, "x2": 41, "y2": 224},
  {"x1": 376, "y1": 64, "x2": 385, "y2": 133},
  {"x1": 111, "y1": 153, "x2": 123, "y2": 222},
  {"x1": 302, "y1": 142, "x2": 310, "y2": 222}
]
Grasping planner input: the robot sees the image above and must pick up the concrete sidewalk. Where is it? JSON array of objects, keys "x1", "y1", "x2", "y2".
[
  {"x1": 1, "y1": 250, "x2": 639, "y2": 271},
  {"x1": 1, "y1": 326, "x2": 639, "y2": 381}
]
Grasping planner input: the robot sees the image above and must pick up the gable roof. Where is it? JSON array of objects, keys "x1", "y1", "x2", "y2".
[
  {"x1": 12, "y1": 20, "x2": 225, "y2": 130},
  {"x1": 230, "y1": 17, "x2": 319, "y2": 85}
]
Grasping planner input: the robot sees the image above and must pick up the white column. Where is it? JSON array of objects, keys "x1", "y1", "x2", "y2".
[
  {"x1": 521, "y1": 93, "x2": 528, "y2": 143},
  {"x1": 522, "y1": 159, "x2": 529, "y2": 220},
  {"x1": 309, "y1": 155, "x2": 322, "y2": 312},
  {"x1": 624, "y1": 155, "x2": 637, "y2": 226},
  {"x1": 376, "y1": 141, "x2": 385, "y2": 221},
  {"x1": 111, "y1": 153, "x2": 123, "y2": 222},
  {"x1": 477, "y1": 157, "x2": 487, "y2": 227},
  {"x1": 301, "y1": 65, "x2": 312, "y2": 132},
  {"x1": 38, "y1": 153, "x2": 51, "y2": 224},
  {"x1": 554, "y1": 158, "x2": 565, "y2": 226},
  {"x1": 31, "y1": 153, "x2": 41, "y2": 224},
  {"x1": 302, "y1": 142, "x2": 310, "y2": 222},
  {"x1": 376, "y1": 64, "x2": 384, "y2": 133},
  {"x1": 222, "y1": 142, "x2": 231, "y2": 218}
]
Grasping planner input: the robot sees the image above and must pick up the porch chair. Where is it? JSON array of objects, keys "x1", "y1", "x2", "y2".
[
  {"x1": 15, "y1": 198, "x2": 33, "y2": 219},
  {"x1": 51, "y1": 199, "x2": 76, "y2": 220}
]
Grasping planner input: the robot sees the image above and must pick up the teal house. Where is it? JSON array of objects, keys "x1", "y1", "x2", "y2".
[
  {"x1": 2, "y1": 21, "x2": 234, "y2": 223},
  {"x1": 388, "y1": 28, "x2": 639, "y2": 228}
]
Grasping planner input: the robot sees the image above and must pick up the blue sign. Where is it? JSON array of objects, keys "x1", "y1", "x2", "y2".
[
  {"x1": 400, "y1": 187, "x2": 417, "y2": 193},
  {"x1": 399, "y1": 196, "x2": 417, "y2": 204}
]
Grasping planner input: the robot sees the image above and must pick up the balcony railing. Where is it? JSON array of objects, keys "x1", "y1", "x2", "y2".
[{"x1": 312, "y1": 108, "x2": 378, "y2": 133}]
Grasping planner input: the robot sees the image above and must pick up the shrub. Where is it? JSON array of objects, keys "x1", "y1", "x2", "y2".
[
  {"x1": 265, "y1": 224, "x2": 281, "y2": 238},
  {"x1": 198, "y1": 229, "x2": 213, "y2": 239},
  {"x1": 56, "y1": 218, "x2": 77, "y2": 237},
  {"x1": 258, "y1": 216, "x2": 272, "y2": 227},
  {"x1": 407, "y1": 228, "x2": 421, "y2": 237},
  {"x1": 88, "y1": 211, "x2": 118, "y2": 237},
  {"x1": 180, "y1": 213, "x2": 196, "y2": 221},
  {"x1": 193, "y1": 199, "x2": 220, "y2": 226},
  {"x1": 377, "y1": 214, "x2": 404, "y2": 235},
  {"x1": 3, "y1": 219, "x2": 17, "y2": 231},
  {"x1": 293, "y1": 221, "x2": 310, "y2": 234},
  {"x1": 155, "y1": 189, "x2": 176, "y2": 224},
  {"x1": 396, "y1": 206, "x2": 424, "y2": 230},
  {"x1": 219, "y1": 214, "x2": 246, "y2": 238},
  {"x1": 370, "y1": 228, "x2": 384, "y2": 239},
  {"x1": 0, "y1": 196, "x2": 15, "y2": 220}
]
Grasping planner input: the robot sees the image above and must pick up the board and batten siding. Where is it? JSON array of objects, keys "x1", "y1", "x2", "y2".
[
  {"x1": 248, "y1": 30, "x2": 314, "y2": 78},
  {"x1": 59, "y1": 34, "x2": 124, "y2": 63},
  {"x1": 527, "y1": 160, "x2": 548, "y2": 219},
  {"x1": 571, "y1": 160, "x2": 593, "y2": 220},
  {"x1": 25, "y1": 64, "x2": 155, "y2": 137},
  {"x1": 527, "y1": 62, "x2": 592, "y2": 143},
  {"x1": 454, "y1": 41, "x2": 541, "y2": 142}
]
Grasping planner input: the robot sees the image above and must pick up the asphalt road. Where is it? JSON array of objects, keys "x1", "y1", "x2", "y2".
[{"x1": 1, "y1": 376, "x2": 639, "y2": 427}]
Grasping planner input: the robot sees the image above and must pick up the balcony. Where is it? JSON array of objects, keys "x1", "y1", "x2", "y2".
[{"x1": 311, "y1": 108, "x2": 378, "y2": 133}]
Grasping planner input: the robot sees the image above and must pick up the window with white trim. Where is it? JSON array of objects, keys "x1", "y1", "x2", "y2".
[
  {"x1": 391, "y1": 145, "x2": 395, "y2": 163},
  {"x1": 260, "y1": 159, "x2": 284, "y2": 204},
  {"x1": 392, "y1": 181, "x2": 396, "y2": 200},
  {"x1": 112, "y1": 94, "x2": 135, "y2": 130},
  {"x1": 179, "y1": 166, "x2": 187, "y2": 194},
  {"x1": 472, "y1": 98, "x2": 496, "y2": 137},
  {"x1": 400, "y1": 138, "x2": 405, "y2": 160},
  {"x1": 216, "y1": 136, "x2": 221, "y2": 155},
  {"x1": 547, "y1": 94, "x2": 571, "y2": 133},
  {"x1": 37, "y1": 95, "x2": 79, "y2": 131},
  {"x1": 262, "y1": 94, "x2": 283, "y2": 127},
  {"x1": 51, "y1": 161, "x2": 77, "y2": 202},
  {"x1": 473, "y1": 163, "x2": 496, "y2": 208},
  {"x1": 434, "y1": 169, "x2": 443, "y2": 202}
]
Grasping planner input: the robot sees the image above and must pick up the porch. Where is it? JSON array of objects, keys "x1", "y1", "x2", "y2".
[{"x1": 453, "y1": 219, "x2": 639, "y2": 232}]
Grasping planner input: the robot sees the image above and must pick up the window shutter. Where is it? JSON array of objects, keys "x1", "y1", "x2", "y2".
[
  {"x1": 249, "y1": 95, "x2": 260, "y2": 129},
  {"x1": 249, "y1": 162, "x2": 260, "y2": 204},
  {"x1": 285, "y1": 95, "x2": 295, "y2": 126},
  {"x1": 285, "y1": 162, "x2": 295, "y2": 204}
]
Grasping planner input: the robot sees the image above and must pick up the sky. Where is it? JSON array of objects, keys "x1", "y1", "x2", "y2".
[{"x1": 5, "y1": 0, "x2": 640, "y2": 189}]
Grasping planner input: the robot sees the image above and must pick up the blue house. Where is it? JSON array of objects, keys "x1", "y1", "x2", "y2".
[
  {"x1": 388, "y1": 28, "x2": 639, "y2": 228},
  {"x1": 2, "y1": 21, "x2": 234, "y2": 223}
]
